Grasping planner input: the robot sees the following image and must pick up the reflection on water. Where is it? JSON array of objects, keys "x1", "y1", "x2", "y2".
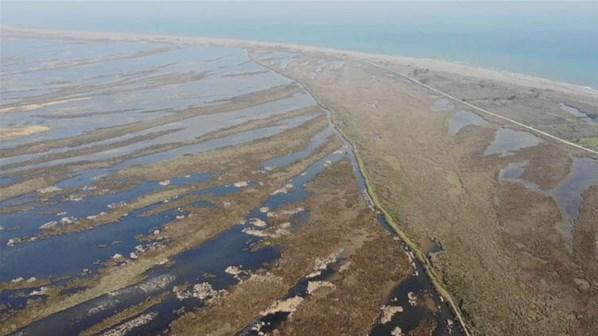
[
  {"x1": 237, "y1": 258, "x2": 342, "y2": 336},
  {"x1": 498, "y1": 156, "x2": 598, "y2": 249},
  {"x1": 262, "y1": 126, "x2": 334, "y2": 169},
  {"x1": 559, "y1": 103, "x2": 597, "y2": 124},
  {"x1": 1, "y1": 181, "x2": 162, "y2": 246},
  {"x1": 0, "y1": 39, "x2": 334, "y2": 334},
  {"x1": 0, "y1": 171, "x2": 213, "y2": 284},
  {"x1": 0, "y1": 38, "x2": 290, "y2": 149},
  {"x1": 484, "y1": 128, "x2": 541, "y2": 156},
  {"x1": 448, "y1": 110, "x2": 489, "y2": 136},
  {"x1": 339, "y1": 136, "x2": 460, "y2": 335},
  {"x1": 431, "y1": 98, "x2": 453, "y2": 112},
  {"x1": 0, "y1": 208, "x2": 181, "y2": 283},
  {"x1": 0, "y1": 30, "x2": 496, "y2": 336},
  {"x1": 552, "y1": 157, "x2": 598, "y2": 247},
  {"x1": 370, "y1": 249, "x2": 462, "y2": 336},
  {"x1": 12, "y1": 151, "x2": 345, "y2": 336},
  {"x1": 498, "y1": 161, "x2": 543, "y2": 193},
  {"x1": 0, "y1": 176, "x2": 16, "y2": 187},
  {"x1": 14, "y1": 223, "x2": 279, "y2": 336},
  {"x1": 54, "y1": 112, "x2": 319, "y2": 190},
  {"x1": 0, "y1": 93, "x2": 315, "y2": 172}
]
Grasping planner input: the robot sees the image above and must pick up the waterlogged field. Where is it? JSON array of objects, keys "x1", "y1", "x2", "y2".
[{"x1": 0, "y1": 30, "x2": 465, "y2": 336}]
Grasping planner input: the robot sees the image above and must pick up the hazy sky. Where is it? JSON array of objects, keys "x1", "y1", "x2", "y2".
[{"x1": 2, "y1": 0, "x2": 597, "y2": 86}]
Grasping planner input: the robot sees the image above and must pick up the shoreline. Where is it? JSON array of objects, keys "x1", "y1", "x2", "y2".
[{"x1": 2, "y1": 25, "x2": 597, "y2": 97}]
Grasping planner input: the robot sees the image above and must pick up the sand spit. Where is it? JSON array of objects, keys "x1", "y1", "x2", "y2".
[{"x1": 3, "y1": 27, "x2": 596, "y2": 97}]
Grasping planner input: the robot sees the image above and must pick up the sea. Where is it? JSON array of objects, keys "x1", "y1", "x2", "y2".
[{"x1": 2, "y1": 1, "x2": 597, "y2": 88}]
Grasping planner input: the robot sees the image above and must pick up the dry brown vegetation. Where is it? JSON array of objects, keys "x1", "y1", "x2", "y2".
[
  {"x1": 171, "y1": 161, "x2": 411, "y2": 335},
  {"x1": 255, "y1": 49, "x2": 598, "y2": 335}
]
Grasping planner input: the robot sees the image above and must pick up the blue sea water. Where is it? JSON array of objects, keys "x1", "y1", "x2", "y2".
[{"x1": 2, "y1": 1, "x2": 597, "y2": 87}]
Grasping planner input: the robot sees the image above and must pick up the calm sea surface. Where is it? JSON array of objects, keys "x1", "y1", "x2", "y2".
[{"x1": 2, "y1": 1, "x2": 597, "y2": 87}]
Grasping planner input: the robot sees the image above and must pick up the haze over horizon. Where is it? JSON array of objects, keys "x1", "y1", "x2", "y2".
[{"x1": 2, "y1": 1, "x2": 597, "y2": 87}]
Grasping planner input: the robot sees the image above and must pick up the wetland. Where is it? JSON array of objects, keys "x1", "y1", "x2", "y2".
[{"x1": 1, "y1": 27, "x2": 597, "y2": 336}]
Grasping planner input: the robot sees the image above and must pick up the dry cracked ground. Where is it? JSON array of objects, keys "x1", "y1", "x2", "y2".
[{"x1": 1, "y1": 29, "x2": 597, "y2": 336}]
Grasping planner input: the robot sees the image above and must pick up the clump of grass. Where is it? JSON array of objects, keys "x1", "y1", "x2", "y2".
[{"x1": 578, "y1": 137, "x2": 598, "y2": 148}]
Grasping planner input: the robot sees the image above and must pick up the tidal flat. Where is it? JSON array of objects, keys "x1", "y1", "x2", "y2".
[{"x1": 1, "y1": 28, "x2": 597, "y2": 336}]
